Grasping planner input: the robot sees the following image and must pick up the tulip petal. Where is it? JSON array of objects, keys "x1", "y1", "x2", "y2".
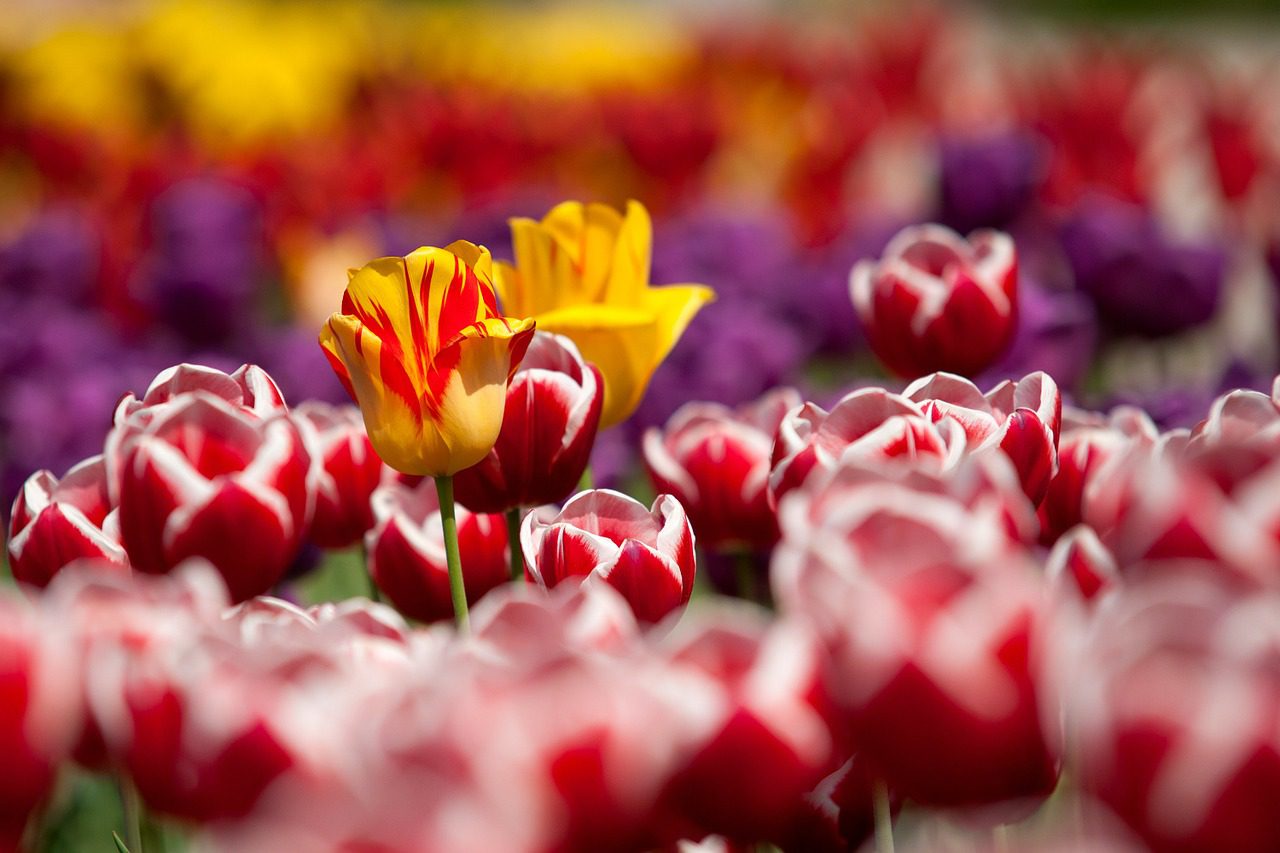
[{"x1": 321, "y1": 313, "x2": 441, "y2": 476}]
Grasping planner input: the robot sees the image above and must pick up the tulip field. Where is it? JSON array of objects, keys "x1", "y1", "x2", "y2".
[{"x1": 4, "y1": 1, "x2": 1280, "y2": 851}]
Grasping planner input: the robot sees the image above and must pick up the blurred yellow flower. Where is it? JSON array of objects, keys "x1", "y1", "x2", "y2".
[
  {"x1": 495, "y1": 201, "x2": 714, "y2": 428},
  {"x1": 320, "y1": 242, "x2": 535, "y2": 477}
]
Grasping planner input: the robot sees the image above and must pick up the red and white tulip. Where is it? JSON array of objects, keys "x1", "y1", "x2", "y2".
[
  {"x1": 522, "y1": 490, "x2": 697, "y2": 624},
  {"x1": 294, "y1": 401, "x2": 386, "y2": 549},
  {"x1": 109, "y1": 375, "x2": 315, "y2": 603},
  {"x1": 644, "y1": 388, "x2": 801, "y2": 551},
  {"x1": 365, "y1": 477, "x2": 509, "y2": 623},
  {"x1": 769, "y1": 388, "x2": 966, "y2": 504},
  {"x1": 7, "y1": 455, "x2": 128, "y2": 588},
  {"x1": 904, "y1": 371, "x2": 1062, "y2": 503},
  {"x1": 452, "y1": 332, "x2": 603, "y2": 513},
  {"x1": 850, "y1": 224, "x2": 1017, "y2": 379}
]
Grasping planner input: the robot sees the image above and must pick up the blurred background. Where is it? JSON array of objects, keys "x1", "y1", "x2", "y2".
[{"x1": 1, "y1": 0, "x2": 1278, "y2": 510}]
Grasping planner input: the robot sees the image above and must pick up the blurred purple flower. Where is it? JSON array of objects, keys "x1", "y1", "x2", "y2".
[
  {"x1": 937, "y1": 131, "x2": 1044, "y2": 233},
  {"x1": 0, "y1": 207, "x2": 100, "y2": 305},
  {"x1": 1060, "y1": 196, "x2": 1227, "y2": 337},
  {"x1": 131, "y1": 177, "x2": 265, "y2": 345},
  {"x1": 632, "y1": 298, "x2": 807, "y2": 431},
  {"x1": 248, "y1": 324, "x2": 349, "y2": 406}
]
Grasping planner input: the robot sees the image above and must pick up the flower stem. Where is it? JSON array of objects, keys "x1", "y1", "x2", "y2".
[
  {"x1": 361, "y1": 542, "x2": 381, "y2": 603},
  {"x1": 506, "y1": 507, "x2": 524, "y2": 582},
  {"x1": 118, "y1": 774, "x2": 144, "y2": 853},
  {"x1": 434, "y1": 475, "x2": 469, "y2": 633},
  {"x1": 873, "y1": 779, "x2": 894, "y2": 853}
]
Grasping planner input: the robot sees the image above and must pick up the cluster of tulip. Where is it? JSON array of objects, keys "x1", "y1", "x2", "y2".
[
  {"x1": 7, "y1": 194, "x2": 1280, "y2": 852},
  {"x1": 5, "y1": 0, "x2": 1280, "y2": 512}
]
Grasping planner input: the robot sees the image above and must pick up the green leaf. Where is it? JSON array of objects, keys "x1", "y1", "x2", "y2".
[{"x1": 112, "y1": 831, "x2": 131, "y2": 853}]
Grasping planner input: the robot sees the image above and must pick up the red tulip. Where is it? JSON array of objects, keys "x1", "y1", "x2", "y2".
[
  {"x1": 521, "y1": 490, "x2": 696, "y2": 624},
  {"x1": 1068, "y1": 574, "x2": 1280, "y2": 852},
  {"x1": 1046, "y1": 525, "x2": 1120, "y2": 605},
  {"x1": 657, "y1": 607, "x2": 838, "y2": 844},
  {"x1": 110, "y1": 376, "x2": 315, "y2": 603},
  {"x1": 90, "y1": 631, "x2": 298, "y2": 823},
  {"x1": 453, "y1": 332, "x2": 603, "y2": 513},
  {"x1": 850, "y1": 224, "x2": 1017, "y2": 378},
  {"x1": 1038, "y1": 406, "x2": 1157, "y2": 544},
  {"x1": 768, "y1": 388, "x2": 966, "y2": 505},
  {"x1": 294, "y1": 402, "x2": 386, "y2": 549},
  {"x1": 644, "y1": 388, "x2": 801, "y2": 551},
  {"x1": 773, "y1": 458, "x2": 1058, "y2": 807},
  {"x1": 7, "y1": 455, "x2": 128, "y2": 589},
  {"x1": 366, "y1": 477, "x2": 509, "y2": 623},
  {"x1": 904, "y1": 371, "x2": 1062, "y2": 503},
  {"x1": 112, "y1": 362, "x2": 286, "y2": 425},
  {"x1": 0, "y1": 594, "x2": 78, "y2": 848},
  {"x1": 42, "y1": 561, "x2": 230, "y2": 769}
]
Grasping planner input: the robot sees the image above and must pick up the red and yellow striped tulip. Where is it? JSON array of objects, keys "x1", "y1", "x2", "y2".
[
  {"x1": 319, "y1": 241, "x2": 536, "y2": 477},
  {"x1": 494, "y1": 200, "x2": 714, "y2": 428}
]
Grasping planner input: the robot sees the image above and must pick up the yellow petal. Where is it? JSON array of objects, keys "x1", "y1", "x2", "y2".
[
  {"x1": 508, "y1": 216, "x2": 583, "y2": 314},
  {"x1": 321, "y1": 313, "x2": 446, "y2": 476},
  {"x1": 533, "y1": 287, "x2": 712, "y2": 429},
  {"x1": 433, "y1": 323, "x2": 535, "y2": 475},
  {"x1": 601, "y1": 199, "x2": 652, "y2": 306}
]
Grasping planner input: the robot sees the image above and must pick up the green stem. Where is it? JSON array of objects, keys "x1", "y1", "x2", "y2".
[
  {"x1": 361, "y1": 542, "x2": 381, "y2": 602},
  {"x1": 118, "y1": 775, "x2": 143, "y2": 853},
  {"x1": 577, "y1": 464, "x2": 594, "y2": 491},
  {"x1": 435, "y1": 475, "x2": 469, "y2": 633},
  {"x1": 506, "y1": 507, "x2": 525, "y2": 582},
  {"x1": 873, "y1": 778, "x2": 894, "y2": 853}
]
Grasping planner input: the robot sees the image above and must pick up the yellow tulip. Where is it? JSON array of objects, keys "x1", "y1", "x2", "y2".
[
  {"x1": 320, "y1": 241, "x2": 535, "y2": 477},
  {"x1": 495, "y1": 200, "x2": 714, "y2": 428}
]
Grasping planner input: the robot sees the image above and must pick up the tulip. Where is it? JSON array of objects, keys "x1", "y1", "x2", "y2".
[
  {"x1": 644, "y1": 387, "x2": 801, "y2": 551},
  {"x1": 294, "y1": 401, "x2": 387, "y2": 549},
  {"x1": 452, "y1": 332, "x2": 603, "y2": 513},
  {"x1": 772, "y1": 459, "x2": 1058, "y2": 807},
  {"x1": 904, "y1": 371, "x2": 1062, "y2": 504},
  {"x1": 1067, "y1": 575, "x2": 1280, "y2": 852},
  {"x1": 1038, "y1": 406, "x2": 1157, "y2": 544},
  {"x1": 8, "y1": 455, "x2": 128, "y2": 588},
  {"x1": 521, "y1": 490, "x2": 696, "y2": 624},
  {"x1": 656, "y1": 607, "x2": 838, "y2": 844},
  {"x1": 0, "y1": 593, "x2": 78, "y2": 849},
  {"x1": 109, "y1": 384, "x2": 314, "y2": 602},
  {"x1": 768, "y1": 388, "x2": 966, "y2": 504},
  {"x1": 365, "y1": 478, "x2": 510, "y2": 624},
  {"x1": 849, "y1": 224, "x2": 1017, "y2": 378},
  {"x1": 320, "y1": 241, "x2": 535, "y2": 631},
  {"x1": 494, "y1": 200, "x2": 715, "y2": 428},
  {"x1": 319, "y1": 241, "x2": 535, "y2": 478}
]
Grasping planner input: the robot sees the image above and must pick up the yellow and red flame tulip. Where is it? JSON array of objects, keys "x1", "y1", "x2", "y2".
[
  {"x1": 494, "y1": 200, "x2": 714, "y2": 428},
  {"x1": 319, "y1": 241, "x2": 535, "y2": 477}
]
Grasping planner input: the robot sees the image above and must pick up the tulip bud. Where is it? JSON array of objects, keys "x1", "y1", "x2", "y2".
[
  {"x1": 294, "y1": 402, "x2": 386, "y2": 548},
  {"x1": 453, "y1": 333, "x2": 603, "y2": 513},
  {"x1": 769, "y1": 388, "x2": 966, "y2": 505},
  {"x1": 905, "y1": 371, "x2": 1062, "y2": 504},
  {"x1": 850, "y1": 224, "x2": 1017, "y2": 378},
  {"x1": 8, "y1": 455, "x2": 128, "y2": 588},
  {"x1": 366, "y1": 478, "x2": 509, "y2": 623},
  {"x1": 644, "y1": 388, "x2": 800, "y2": 551},
  {"x1": 522, "y1": 490, "x2": 696, "y2": 624},
  {"x1": 109, "y1": 374, "x2": 315, "y2": 603}
]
